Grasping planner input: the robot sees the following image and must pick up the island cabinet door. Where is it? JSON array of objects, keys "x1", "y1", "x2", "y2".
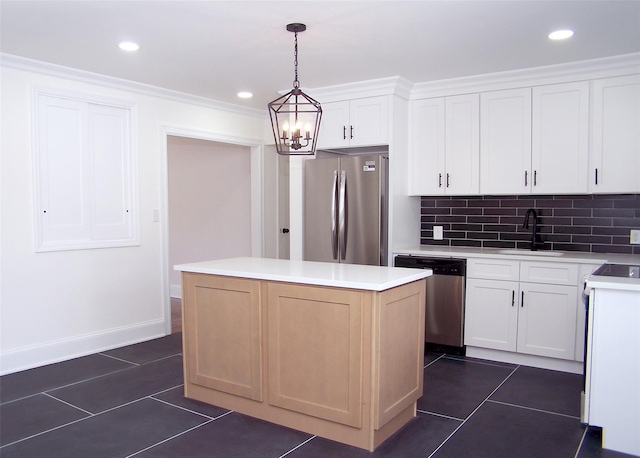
[
  {"x1": 266, "y1": 282, "x2": 366, "y2": 428},
  {"x1": 182, "y1": 273, "x2": 263, "y2": 402},
  {"x1": 374, "y1": 279, "x2": 426, "y2": 430}
]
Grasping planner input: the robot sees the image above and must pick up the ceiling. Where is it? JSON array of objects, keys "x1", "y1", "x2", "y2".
[{"x1": 2, "y1": 1, "x2": 640, "y2": 110}]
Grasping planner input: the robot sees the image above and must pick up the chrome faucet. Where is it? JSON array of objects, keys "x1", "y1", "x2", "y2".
[{"x1": 523, "y1": 208, "x2": 541, "y2": 251}]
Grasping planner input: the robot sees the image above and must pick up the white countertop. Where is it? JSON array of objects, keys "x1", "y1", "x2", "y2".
[
  {"x1": 174, "y1": 257, "x2": 431, "y2": 291},
  {"x1": 587, "y1": 276, "x2": 640, "y2": 292},
  {"x1": 395, "y1": 245, "x2": 640, "y2": 265}
]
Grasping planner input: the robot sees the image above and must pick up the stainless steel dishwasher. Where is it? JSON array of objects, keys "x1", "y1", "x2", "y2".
[{"x1": 394, "y1": 255, "x2": 466, "y2": 355}]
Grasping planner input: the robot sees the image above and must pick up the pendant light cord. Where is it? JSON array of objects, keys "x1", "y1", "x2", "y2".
[{"x1": 293, "y1": 30, "x2": 299, "y2": 89}]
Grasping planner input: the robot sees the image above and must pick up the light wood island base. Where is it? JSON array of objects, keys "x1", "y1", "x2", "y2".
[{"x1": 180, "y1": 269, "x2": 427, "y2": 452}]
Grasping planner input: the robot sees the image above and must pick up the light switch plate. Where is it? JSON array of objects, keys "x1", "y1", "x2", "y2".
[
  {"x1": 631, "y1": 229, "x2": 640, "y2": 245},
  {"x1": 434, "y1": 226, "x2": 443, "y2": 240}
]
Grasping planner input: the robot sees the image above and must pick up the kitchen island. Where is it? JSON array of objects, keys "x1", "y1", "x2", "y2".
[{"x1": 174, "y1": 257, "x2": 430, "y2": 451}]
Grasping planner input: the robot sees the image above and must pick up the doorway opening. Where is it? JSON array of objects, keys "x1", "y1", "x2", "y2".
[{"x1": 163, "y1": 130, "x2": 264, "y2": 334}]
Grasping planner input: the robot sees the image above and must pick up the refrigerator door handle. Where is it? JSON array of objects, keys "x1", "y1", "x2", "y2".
[
  {"x1": 339, "y1": 170, "x2": 348, "y2": 260},
  {"x1": 331, "y1": 170, "x2": 339, "y2": 260}
]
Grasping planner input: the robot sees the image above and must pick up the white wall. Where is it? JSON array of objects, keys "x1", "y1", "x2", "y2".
[
  {"x1": 0, "y1": 60, "x2": 266, "y2": 374},
  {"x1": 167, "y1": 136, "x2": 252, "y2": 296}
]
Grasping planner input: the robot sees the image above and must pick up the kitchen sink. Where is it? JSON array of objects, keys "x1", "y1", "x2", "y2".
[{"x1": 498, "y1": 249, "x2": 564, "y2": 257}]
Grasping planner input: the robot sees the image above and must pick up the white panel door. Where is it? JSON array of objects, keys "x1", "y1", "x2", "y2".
[
  {"x1": 590, "y1": 75, "x2": 640, "y2": 193},
  {"x1": 532, "y1": 82, "x2": 589, "y2": 194},
  {"x1": 464, "y1": 278, "x2": 519, "y2": 352},
  {"x1": 349, "y1": 96, "x2": 389, "y2": 147},
  {"x1": 480, "y1": 88, "x2": 532, "y2": 195},
  {"x1": 517, "y1": 283, "x2": 578, "y2": 360},
  {"x1": 317, "y1": 101, "x2": 350, "y2": 149},
  {"x1": 408, "y1": 98, "x2": 445, "y2": 195},
  {"x1": 445, "y1": 94, "x2": 480, "y2": 195},
  {"x1": 37, "y1": 96, "x2": 89, "y2": 244},
  {"x1": 88, "y1": 103, "x2": 134, "y2": 241}
]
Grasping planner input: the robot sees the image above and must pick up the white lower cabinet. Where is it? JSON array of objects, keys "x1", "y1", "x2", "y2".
[
  {"x1": 465, "y1": 258, "x2": 579, "y2": 360},
  {"x1": 517, "y1": 282, "x2": 578, "y2": 359},
  {"x1": 465, "y1": 278, "x2": 519, "y2": 351}
]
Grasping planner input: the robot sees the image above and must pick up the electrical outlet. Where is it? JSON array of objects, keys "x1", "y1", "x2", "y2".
[
  {"x1": 434, "y1": 226, "x2": 444, "y2": 241},
  {"x1": 631, "y1": 229, "x2": 640, "y2": 245}
]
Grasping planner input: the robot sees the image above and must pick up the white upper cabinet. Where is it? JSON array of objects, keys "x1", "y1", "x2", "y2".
[
  {"x1": 480, "y1": 88, "x2": 532, "y2": 195},
  {"x1": 480, "y1": 83, "x2": 589, "y2": 195},
  {"x1": 409, "y1": 94, "x2": 479, "y2": 195},
  {"x1": 589, "y1": 75, "x2": 640, "y2": 193},
  {"x1": 317, "y1": 100, "x2": 350, "y2": 148},
  {"x1": 317, "y1": 96, "x2": 389, "y2": 149},
  {"x1": 409, "y1": 98, "x2": 444, "y2": 194},
  {"x1": 532, "y1": 82, "x2": 589, "y2": 194}
]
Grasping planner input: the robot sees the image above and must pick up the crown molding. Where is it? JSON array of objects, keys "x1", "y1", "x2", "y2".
[
  {"x1": 306, "y1": 76, "x2": 414, "y2": 103},
  {"x1": 4, "y1": 51, "x2": 638, "y2": 115},
  {"x1": 0, "y1": 53, "x2": 267, "y2": 119},
  {"x1": 411, "y1": 53, "x2": 640, "y2": 99}
]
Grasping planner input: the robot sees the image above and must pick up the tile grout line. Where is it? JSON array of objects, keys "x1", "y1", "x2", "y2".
[
  {"x1": 1, "y1": 382, "x2": 219, "y2": 451},
  {"x1": 423, "y1": 353, "x2": 447, "y2": 369},
  {"x1": 1, "y1": 368, "x2": 139, "y2": 407},
  {"x1": 43, "y1": 392, "x2": 95, "y2": 416},
  {"x1": 279, "y1": 435, "x2": 317, "y2": 458},
  {"x1": 40, "y1": 353, "x2": 183, "y2": 401},
  {"x1": 0, "y1": 410, "x2": 96, "y2": 449},
  {"x1": 41, "y1": 366, "x2": 139, "y2": 395},
  {"x1": 124, "y1": 417, "x2": 217, "y2": 457},
  {"x1": 150, "y1": 395, "x2": 223, "y2": 421},
  {"x1": 149, "y1": 383, "x2": 185, "y2": 397},
  {"x1": 574, "y1": 427, "x2": 590, "y2": 458},
  {"x1": 486, "y1": 399, "x2": 581, "y2": 420},
  {"x1": 2, "y1": 388, "x2": 203, "y2": 450},
  {"x1": 98, "y1": 352, "x2": 142, "y2": 366},
  {"x1": 442, "y1": 354, "x2": 517, "y2": 370},
  {"x1": 426, "y1": 364, "x2": 521, "y2": 458},
  {"x1": 99, "y1": 351, "x2": 183, "y2": 367},
  {"x1": 416, "y1": 409, "x2": 464, "y2": 422}
]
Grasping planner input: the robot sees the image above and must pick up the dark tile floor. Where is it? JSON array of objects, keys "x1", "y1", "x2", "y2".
[{"x1": 0, "y1": 334, "x2": 634, "y2": 457}]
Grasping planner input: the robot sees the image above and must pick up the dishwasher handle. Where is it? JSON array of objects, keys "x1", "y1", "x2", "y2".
[{"x1": 394, "y1": 256, "x2": 466, "y2": 276}]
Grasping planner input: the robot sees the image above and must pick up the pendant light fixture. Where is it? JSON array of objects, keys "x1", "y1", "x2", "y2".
[{"x1": 268, "y1": 23, "x2": 322, "y2": 155}]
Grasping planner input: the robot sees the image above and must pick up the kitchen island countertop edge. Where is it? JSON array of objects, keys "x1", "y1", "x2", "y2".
[{"x1": 174, "y1": 257, "x2": 431, "y2": 291}]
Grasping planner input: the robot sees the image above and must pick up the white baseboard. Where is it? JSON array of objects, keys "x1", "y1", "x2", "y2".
[
  {"x1": 466, "y1": 347, "x2": 584, "y2": 374},
  {"x1": 0, "y1": 319, "x2": 167, "y2": 376},
  {"x1": 170, "y1": 283, "x2": 181, "y2": 299}
]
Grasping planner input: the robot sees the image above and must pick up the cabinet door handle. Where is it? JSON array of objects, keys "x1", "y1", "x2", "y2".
[
  {"x1": 446, "y1": 173, "x2": 450, "y2": 188},
  {"x1": 521, "y1": 291, "x2": 525, "y2": 307},
  {"x1": 342, "y1": 126, "x2": 346, "y2": 140},
  {"x1": 534, "y1": 170, "x2": 537, "y2": 186},
  {"x1": 595, "y1": 168, "x2": 598, "y2": 185},
  {"x1": 512, "y1": 290, "x2": 515, "y2": 307},
  {"x1": 524, "y1": 170, "x2": 528, "y2": 187},
  {"x1": 438, "y1": 173, "x2": 442, "y2": 188},
  {"x1": 350, "y1": 125, "x2": 354, "y2": 139}
]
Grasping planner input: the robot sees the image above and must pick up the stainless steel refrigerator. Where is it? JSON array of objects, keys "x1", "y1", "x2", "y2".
[{"x1": 304, "y1": 154, "x2": 388, "y2": 266}]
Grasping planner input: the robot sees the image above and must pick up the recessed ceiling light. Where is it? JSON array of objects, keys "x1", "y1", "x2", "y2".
[
  {"x1": 119, "y1": 41, "x2": 140, "y2": 51},
  {"x1": 237, "y1": 91, "x2": 253, "y2": 99},
  {"x1": 548, "y1": 30, "x2": 574, "y2": 40}
]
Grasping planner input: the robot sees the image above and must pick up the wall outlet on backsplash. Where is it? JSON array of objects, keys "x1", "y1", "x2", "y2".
[
  {"x1": 631, "y1": 230, "x2": 640, "y2": 245},
  {"x1": 434, "y1": 226, "x2": 444, "y2": 241}
]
